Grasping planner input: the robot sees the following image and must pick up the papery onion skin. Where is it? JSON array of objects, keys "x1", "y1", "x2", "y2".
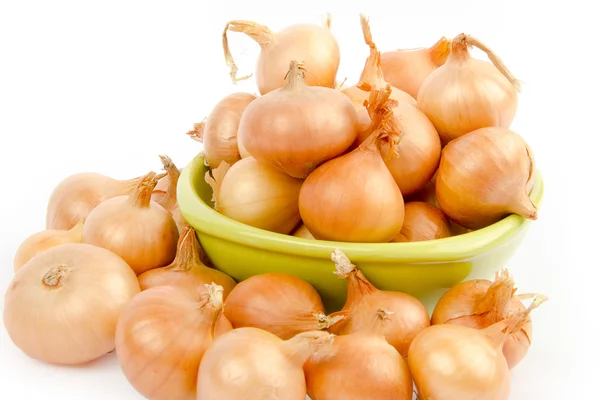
[
  {"x1": 116, "y1": 284, "x2": 231, "y2": 400},
  {"x1": 408, "y1": 324, "x2": 511, "y2": 400},
  {"x1": 202, "y1": 92, "x2": 257, "y2": 168},
  {"x1": 137, "y1": 226, "x2": 236, "y2": 298},
  {"x1": 417, "y1": 33, "x2": 520, "y2": 144},
  {"x1": 223, "y1": 18, "x2": 340, "y2": 95},
  {"x1": 46, "y1": 172, "x2": 144, "y2": 230},
  {"x1": 82, "y1": 172, "x2": 179, "y2": 275},
  {"x1": 356, "y1": 101, "x2": 441, "y2": 196},
  {"x1": 391, "y1": 201, "x2": 452, "y2": 242},
  {"x1": 436, "y1": 127, "x2": 537, "y2": 230},
  {"x1": 197, "y1": 328, "x2": 332, "y2": 400},
  {"x1": 240, "y1": 61, "x2": 358, "y2": 179},
  {"x1": 150, "y1": 155, "x2": 186, "y2": 232},
  {"x1": 224, "y1": 273, "x2": 338, "y2": 339},
  {"x1": 208, "y1": 158, "x2": 303, "y2": 234},
  {"x1": 4, "y1": 243, "x2": 140, "y2": 365},
  {"x1": 14, "y1": 218, "x2": 85, "y2": 271},
  {"x1": 381, "y1": 37, "x2": 451, "y2": 99}
]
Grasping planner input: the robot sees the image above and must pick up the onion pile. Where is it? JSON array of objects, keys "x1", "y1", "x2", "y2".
[{"x1": 5, "y1": 11, "x2": 548, "y2": 400}]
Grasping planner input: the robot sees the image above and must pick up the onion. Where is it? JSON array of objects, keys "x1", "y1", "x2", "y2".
[
  {"x1": 116, "y1": 283, "x2": 230, "y2": 400},
  {"x1": 391, "y1": 201, "x2": 452, "y2": 242},
  {"x1": 239, "y1": 60, "x2": 357, "y2": 178},
  {"x1": 432, "y1": 270, "x2": 544, "y2": 368},
  {"x1": 328, "y1": 250, "x2": 430, "y2": 357},
  {"x1": 197, "y1": 328, "x2": 333, "y2": 399},
  {"x1": 149, "y1": 155, "x2": 185, "y2": 231},
  {"x1": 222, "y1": 16, "x2": 340, "y2": 95},
  {"x1": 196, "y1": 93, "x2": 257, "y2": 168},
  {"x1": 298, "y1": 87, "x2": 404, "y2": 243},
  {"x1": 292, "y1": 223, "x2": 315, "y2": 239},
  {"x1": 223, "y1": 273, "x2": 345, "y2": 340},
  {"x1": 380, "y1": 37, "x2": 451, "y2": 99},
  {"x1": 436, "y1": 127, "x2": 537, "y2": 230},
  {"x1": 82, "y1": 171, "x2": 179, "y2": 275},
  {"x1": 138, "y1": 225, "x2": 236, "y2": 298},
  {"x1": 46, "y1": 172, "x2": 145, "y2": 230},
  {"x1": 408, "y1": 295, "x2": 546, "y2": 399},
  {"x1": 3, "y1": 243, "x2": 140, "y2": 365},
  {"x1": 417, "y1": 33, "x2": 521, "y2": 144},
  {"x1": 355, "y1": 99, "x2": 441, "y2": 196},
  {"x1": 342, "y1": 15, "x2": 416, "y2": 111},
  {"x1": 14, "y1": 218, "x2": 84, "y2": 271},
  {"x1": 304, "y1": 309, "x2": 413, "y2": 400},
  {"x1": 206, "y1": 158, "x2": 303, "y2": 234}
]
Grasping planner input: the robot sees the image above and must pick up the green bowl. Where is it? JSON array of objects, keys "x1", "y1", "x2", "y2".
[{"x1": 178, "y1": 153, "x2": 544, "y2": 313}]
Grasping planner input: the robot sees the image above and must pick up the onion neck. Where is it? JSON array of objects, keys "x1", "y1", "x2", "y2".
[
  {"x1": 168, "y1": 226, "x2": 206, "y2": 271},
  {"x1": 159, "y1": 154, "x2": 180, "y2": 209},
  {"x1": 475, "y1": 270, "x2": 515, "y2": 322},
  {"x1": 42, "y1": 264, "x2": 72, "y2": 288},
  {"x1": 331, "y1": 249, "x2": 378, "y2": 307},
  {"x1": 283, "y1": 60, "x2": 307, "y2": 91},
  {"x1": 282, "y1": 331, "x2": 335, "y2": 366},
  {"x1": 129, "y1": 171, "x2": 160, "y2": 208},
  {"x1": 449, "y1": 33, "x2": 471, "y2": 62},
  {"x1": 430, "y1": 37, "x2": 451, "y2": 66},
  {"x1": 357, "y1": 14, "x2": 387, "y2": 88}
]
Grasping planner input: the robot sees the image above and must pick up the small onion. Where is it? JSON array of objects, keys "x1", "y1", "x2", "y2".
[
  {"x1": 223, "y1": 16, "x2": 340, "y2": 95},
  {"x1": 206, "y1": 158, "x2": 303, "y2": 234},
  {"x1": 3, "y1": 243, "x2": 140, "y2": 365},
  {"x1": 391, "y1": 201, "x2": 452, "y2": 242}
]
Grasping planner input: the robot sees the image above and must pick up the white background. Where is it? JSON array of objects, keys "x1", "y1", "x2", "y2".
[{"x1": 0, "y1": 0, "x2": 597, "y2": 398}]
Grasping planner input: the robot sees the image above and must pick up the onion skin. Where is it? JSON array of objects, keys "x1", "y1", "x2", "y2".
[
  {"x1": 436, "y1": 127, "x2": 537, "y2": 230},
  {"x1": 202, "y1": 92, "x2": 256, "y2": 168},
  {"x1": 292, "y1": 223, "x2": 315, "y2": 239},
  {"x1": 240, "y1": 61, "x2": 357, "y2": 179},
  {"x1": 223, "y1": 19, "x2": 340, "y2": 95},
  {"x1": 3, "y1": 243, "x2": 140, "y2": 365},
  {"x1": 417, "y1": 33, "x2": 520, "y2": 144},
  {"x1": 391, "y1": 202, "x2": 452, "y2": 242},
  {"x1": 408, "y1": 324, "x2": 511, "y2": 400},
  {"x1": 14, "y1": 218, "x2": 85, "y2": 271},
  {"x1": 381, "y1": 37, "x2": 451, "y2": 99},
  {"x1": 356, "y1": 101, "x2": 441, "y2": 196},
  {"x1": 82, "y1": 172, "x2": 179, "y2": 275},
  {"x1": 46, "y1": 172, "x2": 144, "y2": 230},
  {"x1": 150, "y1": 155, "x2": 186, "y2": 232},
  {"x1": 137, "y1": 226, "x2": 236, "y2": 298}
]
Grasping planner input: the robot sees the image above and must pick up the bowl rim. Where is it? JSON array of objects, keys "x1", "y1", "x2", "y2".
[{"x1": 177, "y1": 153, "x2": 544, "y2": 263}]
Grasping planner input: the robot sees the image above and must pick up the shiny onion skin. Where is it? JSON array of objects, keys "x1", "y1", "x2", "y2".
[
  {"x1": 381, "y1": 37, "x2": 451, "y2": 99},
  {"x1": 223, "y1": 17, "x2": 340, "y2": 95},
  {"x1": 137, "y1": 226, "x2": 236, "y2": 298},
  {"x1": 391, "y1": 201, "x2": 452, "y2": 242},
  {"x1": 328, "y1": 250, "x2": 430, "y2": 357},
  {"x1": 304, "y1": 310, "x2": 413, "y2": 400},
  {"x1": 436, "y1": 127, "x2": 537, "y2": 230},
  {"x1": 201, "y1": 92, "x2": 257, "y2": 168},
  {"x1": 239, "y1": 60, "x2": 358, "y2": 179},
  {"x1": 206, "y1": 158, "x2": 303, "y2": 234},
  {"x1": 342, "y1": 14, "x2": 416, "y2": 111},
  {"x1": 14, "y1": 218, "x2": 84, "y2": 271},
  {"x1": 197, "y1": 328, "x2": 334, "y2": 400},
  {"x1": 355, "y1": 101, "x2": 441, "y2": 196},
  {"x1": 4, "y1": 243, "x2": 140, "y2": 365},
  {"x1": 116, "y1": 284, "x2": 231, "y2": 400},
  {"x1": 298, "y1": 87, "x2": 404, "y2": 243},
  {"x1": 82, "y1": 172, "x2": 179, "y2": 275},
  {"x1": 417, "y1": 33, "x2": 521, "y2": 144},
  {"x1": 46, "y1": 172, "x2": 144, "y2": 230},
  {"x1": 223, "y1": 273, "x2": 345, "y2": 340}
]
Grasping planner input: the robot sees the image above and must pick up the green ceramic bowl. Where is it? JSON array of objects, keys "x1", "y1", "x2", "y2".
[{"x1": 178, "y1": 153, "x2": 544, "y2": 313}]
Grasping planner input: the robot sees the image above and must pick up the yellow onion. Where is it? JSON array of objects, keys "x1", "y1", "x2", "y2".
[
  {"x1": 223, "y1": 16, "x2": 340, "y2": 95},
  {"x1": 381, "y1": 37, "x2": 451, "y2": 99},
  {"x1": 436, "y1": 127, "x2": 537, "y2": 229},
  {"x1": 14, "y1": 218, "x2": 84, "y2": 271},
  {"x1": 292, "y1": 223, "x2": 315, "y2": 239},
  {"x1": 239, "y1": 60, "x2": 357, "y2": 178},
  {"x1": 391, "y1": 201, "x2": 452, "y2": 242},
  {"x1": 206, "y1": 158, "x2": 303, "y2": 234},
  {"x1": 342, "y1": 14, "x2": 415, "y2": 111},
  {"x1": 299, "y1": 87, "x2": 404, "y2": 243},
  {"x1": 82, "y1": 171, "x2": 179, "y2": 275},
  {"x1": 417, "y1": 33, "x2": 521, "y2": 144},
  {"x1": 356, "y1": 100, "x2": 441, "y2": 196}
]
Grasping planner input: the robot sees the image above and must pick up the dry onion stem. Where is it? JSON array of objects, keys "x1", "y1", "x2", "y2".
[
  {"x1": 222, "y1": 16, "x2": 340, "y2": 94},
  {"x1": 150, "y1": 155, "x2": 185, "y2": 231}
]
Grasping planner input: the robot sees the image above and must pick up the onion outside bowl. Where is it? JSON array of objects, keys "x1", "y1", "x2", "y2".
[{"x1": 177, "y1": 153, "x2": 545, "y2": 313}]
